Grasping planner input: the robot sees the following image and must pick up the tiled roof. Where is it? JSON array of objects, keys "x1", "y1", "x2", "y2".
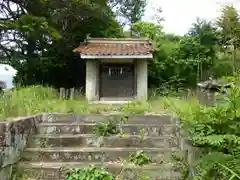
[{"x1": 73, "y1": 38, "x2": 154, "y2": 56}]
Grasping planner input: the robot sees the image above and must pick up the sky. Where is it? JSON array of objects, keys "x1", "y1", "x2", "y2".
[
  {"x1": 0, "y1": 64, "x2": 17, "y2": 89},
  {"x1": 144, "y1": 0, "x2": 240, "y2": 35}
]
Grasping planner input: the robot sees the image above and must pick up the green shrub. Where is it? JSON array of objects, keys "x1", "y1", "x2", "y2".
[
  {"x1": 170, "y1": 83, "x2": 240, "y2": 179},
  {"x1": 66, "y1": 166, "x2": 114, "y2": 180},
  {"x1": 128, "y1": 150, "x2": 152, "y2": 166},
  {"x1": 120, "y1": 101, "x2": 151, "y2": 114},
  {"x1": 93, "y1": 119, "x2": 120, "y2": 136},
  {"x1": 0, "y1": 85, "x2": 90, "y2": 119}
]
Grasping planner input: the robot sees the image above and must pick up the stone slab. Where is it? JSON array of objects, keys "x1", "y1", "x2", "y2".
[
  {"x1": 19, "y1": 161, "x2": 182, "y2": 180},
  {"x1": 0, "y1": 114, "x2": 42, "y2": 180},
  {"x1": 22, "y1": 147, "x2": 181, "y2": 164},
  {"x1": 42, "y1": 113, "x2": 179, "y2": 125},
  {"x1": 37, "y1": 122, "x2": 178, "y2": 137},
  {"x1": 29, "y1": 134, "x2": 179, "y2": 148}
]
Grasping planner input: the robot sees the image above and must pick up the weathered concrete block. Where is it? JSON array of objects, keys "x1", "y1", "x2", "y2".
[
  {"x1": 37, "y1": 123, "x2": 178, "y2": 137},
  {"x1": 0, "y1": 112, "x2": 185, "y2": 179},
  {"x1": 19, "y1": 161, "x2": 182, "y2": 180},
  {"x1": 22, "y1": 147, "x2": 181, "y2": 163},
  {"x1": 41, "y1": 113, "x2": 179, "y2": 125},
  {"x1": 29, "y1": 134, "x2": 179, "y2": 149},
  {"x1": 0, "y1": 114, "x2": 42, "y2": 179}
]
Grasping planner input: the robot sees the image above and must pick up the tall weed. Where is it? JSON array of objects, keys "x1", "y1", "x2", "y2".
[{"x1": 168, "y1": 82, "x2": 240, "y2": 179}]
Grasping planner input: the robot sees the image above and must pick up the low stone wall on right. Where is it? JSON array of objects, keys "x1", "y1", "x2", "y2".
[{"x1": 179, "y1": 125, "x2": 202, "y2": 179}]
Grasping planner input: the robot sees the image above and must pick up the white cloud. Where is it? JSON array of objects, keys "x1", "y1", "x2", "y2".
[
  {"x1": 0, "y1": 64, "x2": 17, "y2": 75},
  {"x1": 144, "y1": 0, "x2": 240, "y2": 35},
  {"x1": 0, "y1": 64, "x2": 17, "y2": 89}
]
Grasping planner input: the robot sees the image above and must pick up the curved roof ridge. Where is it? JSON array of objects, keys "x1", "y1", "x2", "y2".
[{"x1": 73, "y1": 37, "x2": 154, "y2": 57}]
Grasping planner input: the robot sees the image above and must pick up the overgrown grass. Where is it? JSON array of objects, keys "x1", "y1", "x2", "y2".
[
  {"x1": 162, "y1": 84, "x2": 240, "y2": 179},
  {"x1": 0, "y1": 86, "x2": 96, "y2": 119},
  {"x1": 0, "y1": 85, "x2": 187, "y2": 120},
  {"x1": 5, "y1": 85, "x2": 232, "y2": 179}
]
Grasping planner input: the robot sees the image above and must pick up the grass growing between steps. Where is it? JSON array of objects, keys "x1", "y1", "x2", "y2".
[
  {"x1": 0, "y1": 85, "x2": 195, "y2": 120},
  {"x1": 65, "y1": 150, "x2": 153, "y2": 180},
  {"x1": 66, "y1": 165, "x2": 151, "y2": 180},
  {"x1": 92, "y1": 116, "x2": 130, "y2": 137},
  {"x1": 7, "y1": 166, "x2": 28, "y2": 180},
  {"x1": 65, "y1": 151, "x2": 153, "y2": 180},
  {"x1": 66, "y1": 166, "x2": 115, "y2": 180}
]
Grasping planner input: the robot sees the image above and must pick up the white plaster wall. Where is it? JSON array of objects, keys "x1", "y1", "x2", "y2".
[
  {"x1": 136, "y1": 60, "x2": 148, "y2": 100},
  {"x1": 86, "y1": 59, "x2": 148, "y2": 101},
  {"x1": 86, "y1": 60, "x2": 98, "y2": 101}
]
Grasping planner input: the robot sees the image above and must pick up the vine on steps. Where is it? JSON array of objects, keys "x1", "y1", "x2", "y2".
[
  {"x1": 66, "y1": 166, "x2": 114, "y2": 180},
  {"x1": 93, "y1": 119, "x2": 120, "y2": 136},
  {"x1": 128, "y1": 150, "x2": 152, "y2": 165}
]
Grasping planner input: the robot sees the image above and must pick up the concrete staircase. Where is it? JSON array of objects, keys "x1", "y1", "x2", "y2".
[{"x1": 19, "y1": 113, "x2": 183, "y2": 180}]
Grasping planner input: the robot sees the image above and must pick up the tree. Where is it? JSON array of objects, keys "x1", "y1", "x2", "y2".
[
  {"x1": 115, "y1": 0, "x2": 147, "y2": 35},
  {"x1": 0, "y1": 0, "x2": 123, "y2": 87},
  {"x1": 148, "y1": 2, "x2": 164, "y2": 24},
  {"x1": 217, "y1": 5, "x2": 240, "y2": 75},
  {"x1": 180, "y1": 18, "x2": 219, "y2": 80},
  {"x1": 187, "y1": 19, "x2": 218, "y2": 60},
  {"x1": 132, "y1": 21, "x2": 163, "y2": 40}
]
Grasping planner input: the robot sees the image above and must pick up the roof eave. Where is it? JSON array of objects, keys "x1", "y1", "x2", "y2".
[{"x1": 80, "y1": 54, "x2": 153, "y2": 59}]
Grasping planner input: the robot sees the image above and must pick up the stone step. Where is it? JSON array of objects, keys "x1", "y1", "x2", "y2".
[
  {"x1": 29, "y1": 134, "x2": 179, "y2": 148},
  {"x1": 19, "y1": 161, "x2": 181, "y2": 180},
  {"x1": 38, "y1": 122, "x2": 178, "y2": 136},
  {"x1": 22, "y1": 147, "x2": 181, "y2": 163},
  {"x1": 43, "y1": 113, "x2": 178, "y2": 125}
]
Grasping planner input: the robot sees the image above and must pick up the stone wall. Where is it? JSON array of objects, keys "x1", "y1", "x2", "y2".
[
  {"x1": 0, "y1": 112, "x2": 198, "y2": 179},
  {"x1": 179, "y1": 124, "x2": 202, "y2": 179},
  {"x1": 0, "y1": 115, "x2": 42, "y2": 180}
]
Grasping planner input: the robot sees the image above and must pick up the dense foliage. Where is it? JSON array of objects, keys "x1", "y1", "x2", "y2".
[
  {"x1": 66, "y1": 166, "x2": 114, "y2": 180},
  {"x1": 1, "y1": 3, "x2": 240, "y2": 179},
  {"x1": 0, "y1": 0, "x2": 123, "y2": 88},
  {"x1": 132, "y1": 17, "x2": 239, "y2": 89},
  {"x1": 169, "y1": 74, "x2": 240, "y2": 179},
  {"x1": 0, "y1": 1, "x2": 240, "y2": 90}
]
